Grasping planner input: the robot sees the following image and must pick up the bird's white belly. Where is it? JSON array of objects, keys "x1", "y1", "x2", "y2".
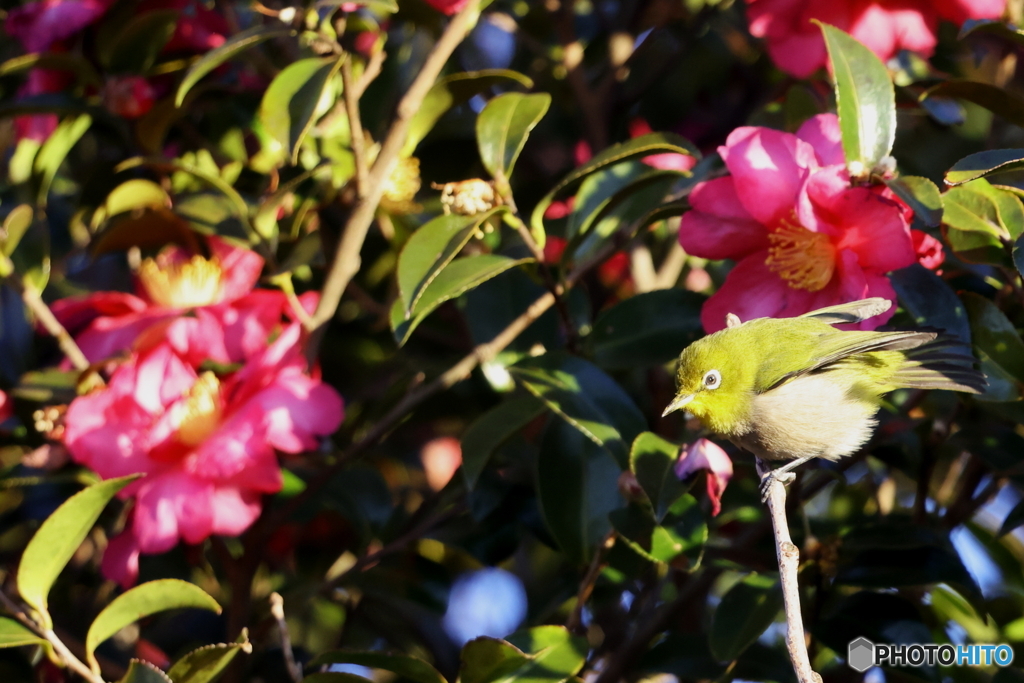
[{"x1": 731, "y1": 373, "x2": 879, "y2": 462}]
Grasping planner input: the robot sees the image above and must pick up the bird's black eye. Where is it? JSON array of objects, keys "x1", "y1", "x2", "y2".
[{"x1": 703, "y1": 369, "x2": 721, "y2": 389}]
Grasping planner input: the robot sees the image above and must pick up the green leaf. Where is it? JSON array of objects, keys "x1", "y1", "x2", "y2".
[
  {"x1": 537, "y1": 419, "x2": 622, "y2": 564},
  {"x1": 0, "y1": 617, "x2": 44, "y2": 648},
  {"x1": 611, "y1": 494, "x2": 706, "y2": 567},
  {"x1": 946, "y1": 149, "x2": 1024, "y2": 186},
  {"x1": 930, "y1": 585, "x2": 999, "y2": 643},
  {"x1": 259, "y1": 56, "x2": 344, "y2": 166},
  {"x1": 460, "y1": 638, "x2": 531, "y2": 683},
  {"x1": 17, "y1": 475, "x2": 138, "y2": 625},
  {"x1": 510, "y1": 353, "x2": 647, "y2": 467},
  {"x1": 709, "y1": 574, "x2": 783, "y2": 661},
  {"x1": 591, "y1": 290, "x2": 706, "y2": 370},
  {"x1": 922, "y1": 80, "x2": 1024, "y2": 128},
  {"x1": 1, "y1": 205, "x2": 33, "y2": 259},
  {"x1": 0, "y1": 52, "x2": 101, "y2": 87},
  {"x1": 476, "y1": 92, "x2": 551, "y2": 184},
  {"x1": 629, "y1": 432, "x2": 685, "y2": 523},
  {"x1": 499, "y1": 626, "x2": 589, "y2": 683},
  {"x1": 959, "y1": 18, "x2": 1024, "y2": 46},
  {"x1": 93, "y1": 179, "x2": 171, "y2": 231},
  {"x1": 87, "y1": 580, "x2": 221, "y2": 669},
  {"x1": 166, "y1": 630, "x2": 251, "y2": 683},
  {"x1": 1014, "y1": 233, "x2": 1024, "y2": 278},
  {"x1": 310, "y1": 651, "x2": 447, "y2": 683},
  {"x1": 176, "y1": 26, "x2": 293, "y2": 106},
  {"x1": 121, "y1": 660, "x2": 173, "y2": 683},
  {"x1": 817, "y1": 22, "x2": 895, "y2": 173},
  {"x1": 963, "y1": 292, "x2": 1024, "y2": 402},
  {"x1": 885, "y1": 176, "x2": 942, "y2": 227},
  {"x1": 396, "y1": 208, "x2": 507, "y2": 316},
  {"x1": 34, "y1": 114, "x2": 91, "y2": 206},
  {"x1": 461, "y1": 395, "x2": 546, "y2": 489},
  {"x1": 942, "y1": 180, "x2": 1020, "y2": 265},
  {"x1": 101, "y1": 10, "x2": 178, "y2": 73},
  {"x1": 392, "y1": 255, "x2": 532, "y2": 346},
  {"x1": 891, "y1": 264, "x2": 971, "y2": 345},
  {"x1": 530, "y1": 133, "x2": 699, "y2": 244},
  {"x1": 404, "y1": 70, "x2": 533, "y2": 156}
]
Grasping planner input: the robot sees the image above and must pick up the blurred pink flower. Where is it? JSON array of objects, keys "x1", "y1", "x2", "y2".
[
  {"x1": 747, "y1": 0, "x2": 1006, "y2": 78},
  {"x1": 675, "y1": 438, "x2": 733, "y2": 516},
  {"x1": 421, "y1": 437, "x2": 462, "y2": 491},
  {"x1": 424, "y1": 0, "x2": 471, "y2": 15},
  {"x1": 53, "y1": 236, "x2": 307, "y2": 366},
  {"x1": 0, "y1": 390, "x2": 12, "y2": 424},
  {"x1": 5, "y1": 0, "x2": 112, "y2": 52},
  {"x1": 679, "y1": 114, "x2": 916, "y2": 332},
  {"x1": 911, "y1": 229, "x2": 944, "y2": 270},
  {"x1": 64, "y1": 323, "x2": 343, "y2": 586},
  {"x1": 102, "y1": 76, "x2": 155, "y2": 119},
  {"x1": 13, "y1": 68, "x2": 70, "y2": 142},
  {"x1": 146, "y1": 0, "x2": 229, "y2": 52},
  {"x1": 628, "y1": 119, "x2": 698, "y2": 173}
]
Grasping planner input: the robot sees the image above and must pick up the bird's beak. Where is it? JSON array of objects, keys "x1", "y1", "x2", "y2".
[{"x1": 662, "y1": 394, "x2": 694, "y2": 417}]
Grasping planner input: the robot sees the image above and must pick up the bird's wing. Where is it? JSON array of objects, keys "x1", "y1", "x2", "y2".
[
  {"x1": 763, "y1": 329, "x2": 936, "y2": 392},
  {"x1": 797, "y1": 297, "x2": 892, "y2": 325}
]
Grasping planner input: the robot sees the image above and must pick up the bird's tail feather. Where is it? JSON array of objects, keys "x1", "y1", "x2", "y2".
[{"x1": 895, "y1": 340, "x2": 987, "y2": 393}]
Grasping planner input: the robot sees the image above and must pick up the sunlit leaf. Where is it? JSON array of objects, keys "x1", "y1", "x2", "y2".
[
  {"x1": 0, "y1": 617, "x2": 44, "y2": 649},
  {"x1": 120, "y1": 659, "x2": 174, "y2": 683},
  {"x1": 0, "y1": 52, "x2": 101, "y2": 87},
  {"x1": 177, "y1": 25, "x2": 293, "y2": 106},
  {"x1": 34, "y1": 114, "x2": 91, "y2": 206},
  {"x1": 885, "y1": 175, "x2": 942, "y2": 227},
  {"x1": 476, "y1": 92, "x2": 551, "y2": 184},
  {"x1": 259, "y1": 56, "x2": 344, "y2": 165},
  {"x1": 166, "y1": 629, "x2": 251, "y2": 683},
  {"x1": 946, "y1": 149, "x2": 1024, "y2": 186}
]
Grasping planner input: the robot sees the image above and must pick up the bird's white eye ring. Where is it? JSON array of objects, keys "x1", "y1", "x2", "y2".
[{"x1": 703, "y1": 369, "x2": 721, "y2": 389}]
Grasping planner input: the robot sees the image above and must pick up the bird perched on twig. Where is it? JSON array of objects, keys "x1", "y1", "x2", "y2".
[{"x1": 662, "y1": 298, "x2": 986, "y2": 499}]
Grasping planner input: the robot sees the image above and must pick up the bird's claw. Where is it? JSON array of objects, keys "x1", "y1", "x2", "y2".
[{"x1": 759, "y1": 469, "x2": 796, "y2": 503}]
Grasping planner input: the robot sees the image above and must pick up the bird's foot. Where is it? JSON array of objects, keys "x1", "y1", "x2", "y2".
[{"x1": 759, "y1": 469, "x2": 796, "y2": 503}]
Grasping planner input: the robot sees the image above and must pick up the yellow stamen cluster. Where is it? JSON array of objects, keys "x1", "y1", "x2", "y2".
[
  {"x1": 176, "y1": 372, "x2": 223, "y2": 446},
  {"x1": 383, "y1": 157, "x2": 422, "y2": 205},
  {"x1": 765, "y1": 217, "x2": 836, "y2": 292},
  {"x1": 436, "y1": 179, "x2": 499, "y2": 216},
  {"x1": 138, "y1": 252, "x2": 224, "y2": 308}
]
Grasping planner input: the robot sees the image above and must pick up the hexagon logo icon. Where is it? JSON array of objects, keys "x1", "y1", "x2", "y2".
[{"x1": 848, "y1": 637, "x2": 875, "y2": 673}]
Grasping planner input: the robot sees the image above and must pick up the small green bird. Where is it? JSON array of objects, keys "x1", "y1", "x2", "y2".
[{"x1": 662, "y1": 298, "x2": 986, "y2": 497}]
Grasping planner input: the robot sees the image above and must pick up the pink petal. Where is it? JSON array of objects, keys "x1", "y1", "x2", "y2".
[
  {"x1": 133, "y1": 472, "x2": 214, "y2": 551},
  {"x1": 933, "y1": 0, "x2": 1006, "y2": 23},
  {"x1": 911, "y1": 229, "x2": 944, "y2": 270},
  {"x1": 796, "y1": 114, "x2": 844, "y2": 167},
  {"x1": 51, "y1": 291, "x2": 149, "y2": 332},
  {"x1": 251, "y1": 372, "x2": 344, "y2": 453},
  {"x1": 719, "y1": 126, "x2": 818, "y2": 227},
  {"x1": 764, "y1": 29, "x2": 829, "y2": 78},
  {"x1": 132, "y1": 344, "x2": 197, "y2": 414},
  {"x1": 678, "y1": 178, "x2": 770, "y2": 260},
  {"x1": 209, "y1": 487, "x2": 263, "y2": 536},
  {"x1": 64, "y1": 389, "x2": 159, "y2": 480},
  {"x1": 208, "y1": 236, "x2": 264, "y2": 303},
  {"x1": 102, "y1": 527, "x2": 141, "y2": 588},
  {"x1": 185, "y1": 406, "x2": 281, "y2": 491},
  {"x1": 5, "y1": 0, "x2": 112, "y2": 52},
  {"x1": 162, "y1": 312, "x2": 232, "y2": 366},
  {"x1": 674, "y1": 438, "x2": 733, "y2": 516},
  {"x1": 0, "y1": 390, "x2": 11, "y2": 424},
  {"x1": 214, "y1": 290, "x2": 290, "y2": 362},
  {"x1": 833, "y1": 252, "x2": 897, "y2": 330},
  {"x1": 643, "y1": 152, "x2": 696, "y2": 172},
  {"x1": 699, "y1": 252, "x2": 800, "y2": 331}
]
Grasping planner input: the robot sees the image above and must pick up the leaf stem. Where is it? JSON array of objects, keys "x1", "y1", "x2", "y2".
[
  {"x1": 341, "y1": 57, "x2": 369, "y2": 199},
  {"x1": 755, "y1": 458, "x2": 822, "y2": 683},
  {"x1": 18, "y1": 280, "x2": 90, "y2": 372},
  {"x1": 269, "y1": 593, "x2": 303, "y2": 683}
]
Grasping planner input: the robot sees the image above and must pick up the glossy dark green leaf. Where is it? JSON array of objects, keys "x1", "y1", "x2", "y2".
[
  {"x1": 942, "y1": 181, "x2": 1018, "y2": 265},
  {"x1": 963, "y1": 292, "x2": 1024, "y2": 402},
  {"x1": 396, "y1": 208, "x2": 507, "y2": 316},
  {"x1": 259, "y1": 56, "x2": 343, "y2": 165},
  {"x1": 510, "y1": 353, "x2": 646, "y2": 467},
  {"x1": 835, "y1": 518, "x2": 983, "y2": 607},
  {"x1": 18, "y1": 475, "x2": 138, "y2": 624},
  {"x1": 629, "y1": 432, "x2": 685, "y2": 522},
  {"x1": 404, "y1": 70, "x2": 533, "y2": 156},
  {"x1": 101, "y1": 10, "x2": 178, "y2": 73},
  {"x1": 537, "y1": 419, "x2": 622, "y2": 564},
  {"x1": 817, "y1": 22, "x2": 895, "y2": 172},
  {"x1": 310, "y1": 651, "x2": 447, "y2": 683},
  {"x1": 499, "y1": 626, "x2": 588, "y2": 683},
  {"x1": 166, "y1": 630, "x2": 250, "y2": 683},
  {"x1": 0, "y1": 617, "x2": 44, "y2": 648},
  {"x1": 885, "y1": 175, "x2": 942, "y2": 227},
  {"x1": 176, "y1": 25, "x2": 293, "y2": 106},
  {"x1": 120, "y1": 659, "x2": 173, "y2": 683},
  {"x1": 87, "y1": 580, "x2": 221, "y2": 670},
  {"x1": 1014, "y1": 233, "x2": 1024, "y2": 278},
  {"x1": 460, "y1": 638, "x2": 530, "y2": 683},
  {"x1": 591, "y1": 290, "x2": 706, "y2": 370},
  {"x1": 462, "y1": 395, "x2": 546, "y2": 489},
  {"x1": 959, "y1": 18, "x2": 1024, "y2": 46},
  {"x1": 34, "y1": 113, "x2": 91, "y2": 206},
  {"x1": 530, "y1": 133, "x2": 699, "y2": 244},
  {"x1": 0, "y1": 52, "x2": 101, "y2": 87},
  {"x1": 890, "y1": 264, "x2": 970, "y2": 345},
  {"x1": 922, "y1": 80, "x2": 1024, "y2": 128},
  {"x1": 391, "y1": 255, "x2": 532, "y2": 346},
  {"x1": 566, "y1": 161, "x2": 650, "y2": 242},
  {"x1": 709, "y1": 573, "x2": 783, "y2": 661},
  {"x1": 476, "y1": 92, "x2": 551, "y2": 182},
  {"x1": 611, "y1": 494, "x2": 705, "y2": 567},
  {"x1": 946, "y1": 149, "x2": 1024, "y2": 186}
]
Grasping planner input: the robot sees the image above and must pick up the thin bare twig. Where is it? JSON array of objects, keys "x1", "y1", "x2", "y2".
[
  {"x1": 567, "y1": 531, "x2": 614, "y2": 633},
  {"x1": 19, "y1": 282, "x2": 90, "y2": 371},
  {"x1": 341, "y1": 58, "x2": 369, "y2": 198},
  {"x1": 0, "y1": 590, "x2": 105, "y2": 683},
  {"x1": 269, "y1": 593, "x2": 302, "y2": 683},
  {"x1": 308, "y1": 1, "x2": 480, "y2": 337},
  {"x1": 755, "y1": 459, "x2": 822, "y2": 683}
]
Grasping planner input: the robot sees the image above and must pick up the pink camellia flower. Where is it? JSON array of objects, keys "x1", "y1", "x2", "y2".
[
  {"x1": 5, "y1": 0, "x2": 112, "y2": 52},
  {"x1": 679, "y1": 113, "x2": 920, "y2": 332},
  {"x1": 13, "y1": 68, "x2": 71, "y2": 142},
  {"x1": 0, "y1": 390, "x2": 12, "y2": 424},
  {"x1": 675, "y1": 438, "x2": 733, "y2": 516},
  {"x1": 628, "y1": 119, "x2": 698, "y2": 173},
  {"x1": 102, "y1": 76, "x2": 156, "y2": 119},
  {"x1": 53, "y1": 235, "x2": 305, "y2": 367},
  {"x1": 424, "y1": 0, "x2": 471, "y2": 15},
  {"x1": 912, "y1": 229, "x2": 944, "y2": 270},
  {"x1": 747, "y1": 0, "x2": 1006, "y2": 79},
  {"x1": 63, "y1": 323, "x2": 343, "y2": 586}
]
